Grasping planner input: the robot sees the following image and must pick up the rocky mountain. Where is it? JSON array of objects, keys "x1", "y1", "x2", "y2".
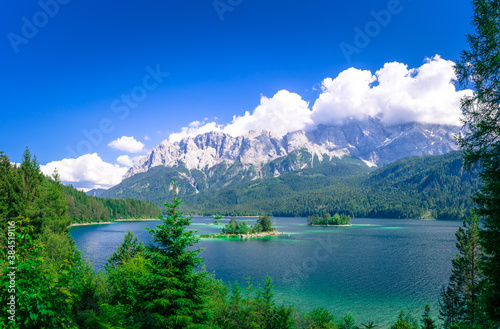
[
  {"x1": 101, "y1": 117, "x2": 472, "y2": 219},
  {"x1": 85, "y1": 188, "x2": 107, "y2": 197},
  {"x1": 124, "y1": 117, "x2": 461, "y2": 180}
]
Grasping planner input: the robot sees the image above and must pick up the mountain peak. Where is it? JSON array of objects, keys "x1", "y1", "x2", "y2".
[{"x1": 124, "y1": 118, "x2": 459, "y2": 179}]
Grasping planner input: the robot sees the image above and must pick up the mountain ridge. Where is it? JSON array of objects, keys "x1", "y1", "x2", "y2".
[{"x1": 125, "y1": 117, "x2": 461, "y2": 180}]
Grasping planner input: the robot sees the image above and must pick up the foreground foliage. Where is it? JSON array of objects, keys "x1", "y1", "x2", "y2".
[
  {"x1": 439, "y1": 213, "x2": 484, "y2": 327},
  {"x1": 455, "y1": 0, "x2": 500, "y2": 322}
]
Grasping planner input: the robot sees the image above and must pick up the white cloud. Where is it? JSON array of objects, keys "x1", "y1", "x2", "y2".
[
  {"x1": 224, "y1": 90, "x2": 313, "y2": 137},
  {"x1": 40, "y1": 153, "x2": 128, "y2": 189},
  {"x1": 312, "y1": 68, "x2": 377, "y2": 123},
  {"x1": 108, "y1": 136, "x2": 145, "y2": 153},
  {"x1": 117, "y1": 155, "x2": 134, "y2": 167},
  {"x1": 169, "y1": 90, "x2": 313, "y2": 142},
  {"x1": 144, "y1": 135, "x2": 150, "y2": 141},
  {"x1": 312, "y1": 55, "x2": 471, "y2": 126},
  {"x1": 167, "y1": 55, "x2": 470, "y2": 142},
  {"x1": 169, "y1": 121, "x2": 224, "y2": 143},
  {"x1": 117, "y1": 155, "x2": 144, "y2": 167}
]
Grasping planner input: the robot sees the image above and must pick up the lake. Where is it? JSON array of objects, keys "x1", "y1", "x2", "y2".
[{"x1": 69, "y1": 217, "x2": 461, "y2": 327}]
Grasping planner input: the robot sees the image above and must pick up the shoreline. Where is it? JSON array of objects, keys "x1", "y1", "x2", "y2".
[
  {"x1": 201, "y1": 230, "x2": 286, "y2": 239},
  {"x1": 309, "y1": 224, "x2": 352, "y2": 227},
  {"x1": 68, "y1": 218, "x2": 158, "y2": 228}
]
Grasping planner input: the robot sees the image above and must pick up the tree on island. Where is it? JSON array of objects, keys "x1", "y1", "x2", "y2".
[
  {"x1": 455, "y1": 0, "x2": 500, "y2": 321},
  {"x1": 221, "y1": 215, "x2": 276, "y2": 235},
  {"x1": 307, "y1": 213, "x2": 351, "y2": 226},
  {"x1": 211, "y1": 214, "x2": 224, "y2": 224},
  {"x1": 255, "y1": 215, "x2": 273, "y2": 232}
]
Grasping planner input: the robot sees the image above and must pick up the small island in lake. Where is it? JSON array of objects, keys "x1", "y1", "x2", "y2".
[
  {"x1": 201, "y1": 215, "x2": 284, "y2": 239},
  {"x1": 207, "y1": 215, "x2": 227, "y2": 225},
  {"x1": 307, "y1": 213, "x2": 352, "y2": 226}
]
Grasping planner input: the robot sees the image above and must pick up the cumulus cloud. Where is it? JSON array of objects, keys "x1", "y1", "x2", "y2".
[
  {"x1": 41, "y1": 154, "x2": 128, "y2": 189},
  {"x1": 169, "y1": 90, "x2": 313, "y2": 142},
  {"x1": 169, "y1": 121, "x2": 224, "y2": 143},
  {"x1": 108, "y1": 136, "x2": 145, "y2": 153},
  {"x1": 224, "y1": 90, "x2": 313, "y2": 137},
  {"x1": 167, "y1": 55, "x2": 469, "y2": 142},
  {"x1": 117, "y1": 155, "x2": 144, "y2": 167},
  {"x1": 312, "y1": 55, "x2": 470, "y2": 126}
]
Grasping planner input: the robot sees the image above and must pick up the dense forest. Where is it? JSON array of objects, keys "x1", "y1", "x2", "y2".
[
  {"x1": 61, "y1": 184, "x2": 159, "y2": 224},
  {"x1": 182, "y1": 151, "x2": 478, "y2": 220},
  {"x1": 0, "y1": 148, "x2": 159, "y2": 225}
]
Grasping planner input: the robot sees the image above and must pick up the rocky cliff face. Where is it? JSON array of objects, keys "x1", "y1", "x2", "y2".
[{"x1": 124, "y1": 118, "x2": 460, "y2": 179}]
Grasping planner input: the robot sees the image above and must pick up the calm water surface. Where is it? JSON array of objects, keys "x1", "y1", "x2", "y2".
[{"x1": 70, "y1": 217, "x2": 460, "y2": 327}]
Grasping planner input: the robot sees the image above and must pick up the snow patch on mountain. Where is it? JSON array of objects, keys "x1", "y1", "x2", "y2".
[{"x1": 124, "y1": 118, "x2": 460, "y2": 179}]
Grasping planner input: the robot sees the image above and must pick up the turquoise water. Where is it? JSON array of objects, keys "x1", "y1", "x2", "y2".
[{"x1": 69, "y1": 217, "x2": 460, "y2": 327}]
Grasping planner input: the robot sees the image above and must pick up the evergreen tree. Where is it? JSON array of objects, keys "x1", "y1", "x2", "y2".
[
  {"x1": 439, "y1": 285, "x2": 463, "y2": 327},
  {"x1": 255, "y1": 215, "x2": 273, "y2": 232},
  {"x1": 390, "y1": 311, "x2": 418, "y2": 329},
  {"x1": 139, "y1": 183, "x2": 208, "y2": 327},
  {"x1": 439, "y1": 212, "x2": 484, "y2": 326},
  {"x1": 421, "y1": 304, "x2": 436, "y2": 329},
  {"x1": 455, "y1": 0, "x2": 500, "y2": 321},
  {"x1": 105, "y1": 230, "x2": 146, "y2": 269}
]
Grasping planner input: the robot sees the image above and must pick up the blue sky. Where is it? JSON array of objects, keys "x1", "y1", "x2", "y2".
[{"x1": 1, "y1": 0, "x2": 473, "y2": 189}]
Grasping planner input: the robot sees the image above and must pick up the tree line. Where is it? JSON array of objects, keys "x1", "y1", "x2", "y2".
[{"x1": 61, "y1": 184, "x2": 159, "y2": 224}]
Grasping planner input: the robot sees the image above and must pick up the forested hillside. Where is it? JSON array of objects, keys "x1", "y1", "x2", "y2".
[
  {"x1": 62, "y1": 185, "x2": 160, "y2": 224},
  {"x1": 182, "y1": 151, "x2": 478, "y2": 220},
  {"x1": 0, "y1": 149, "x2": 159, "y2": 225},
  {"x1": 101, "y1": 151, "x2": 372, "y2": 207}
]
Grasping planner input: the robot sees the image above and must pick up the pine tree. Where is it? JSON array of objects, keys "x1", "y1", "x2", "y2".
[
  {"x1": 455, "y1": 0, "x2": 500, "y2": 321},
  {"x1": 421, "y1": 304, "x2": 437, "y2": 329},
  {"x1": 140, "y1": 182, "x2": 208, "y2": 327},
  {"x1": 105, "y1": 230, "x2": 145, "y2": 269},
  {"x1": 439, "y1": 212, "x2": 484, "y2": 326}
]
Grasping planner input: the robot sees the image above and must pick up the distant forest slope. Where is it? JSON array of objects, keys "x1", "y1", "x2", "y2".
[
  {"x1": 102, "y1": 153, "x2": 375, "y2": 207},
  {"x1": 0, "y1": 149, "x2": 160, "y2": 225},
  {"x1": 61, "y1": 184, "x2": 160, "y2": 224},
  {"x1": 182, "y1": 151, "x2": 478, "y2": 220},
  {"x1": 99, "y1": 151, "x2": 478, "y2": 220}
]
